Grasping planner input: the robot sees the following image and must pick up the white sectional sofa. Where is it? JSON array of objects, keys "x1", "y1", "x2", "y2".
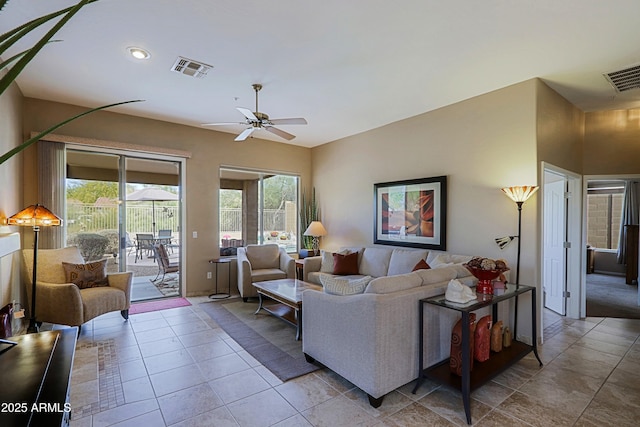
[{"x1": 301, "y1": 246, "x2": 480, "y2": 407}]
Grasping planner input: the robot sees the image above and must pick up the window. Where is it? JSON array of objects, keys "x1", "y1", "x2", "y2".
[
  {"x1": 219, "y1": 167, "x2": 299, "y2": 255},
  {"x1": 586, "y1": 181, "x2": 624, "y2": 250}
]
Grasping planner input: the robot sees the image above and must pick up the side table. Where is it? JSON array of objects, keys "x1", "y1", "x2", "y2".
[
  {"x1": 295, "y1": 259, "x2": 305, "y2": 280},
  {"x1": 208, "y1": 257, "x2": 233, "y2": 299},
  {"x1": 412, "y1": 284, "x2": 542, "y2": 425}
]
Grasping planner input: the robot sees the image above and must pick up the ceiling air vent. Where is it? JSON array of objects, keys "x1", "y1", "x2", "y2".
[
  {"x1": 171, "y1": 56, "x2": 213, "y2": 79},
  {"x1": 604, "y1": 64, "x2": 640, "y2": 92}
]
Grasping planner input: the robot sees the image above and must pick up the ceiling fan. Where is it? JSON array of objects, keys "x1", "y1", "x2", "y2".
[{"x1": 202, "y1": 84, "x2": 307, "y2": 141}]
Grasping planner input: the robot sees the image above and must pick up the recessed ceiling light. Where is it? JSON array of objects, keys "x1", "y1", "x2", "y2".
[{"x1": 127, "y1": 47, "x2": 150, "y2": 60}]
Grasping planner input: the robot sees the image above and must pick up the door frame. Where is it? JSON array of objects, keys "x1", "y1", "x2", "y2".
[
  {"x1": 540, "y1": 162, "x2": 583, "y2": 326},
  {"x1": 66, "y1": 144, "x2": 187, "y2": 298}
]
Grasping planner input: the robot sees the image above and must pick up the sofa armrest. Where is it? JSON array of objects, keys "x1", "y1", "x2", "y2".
[
  {"x1": 302, "y1": 256, "x2": 321, "y2": 282},
  {"x1": 107, "y1": 272, "x2": 133, "y2": 309},
  {"x1": 236, "y1": 247, "x2": 253, "y2": 298},
  {"x1": 279, "y1": 248, "x2": 296, "y2": 278},
  {"x1": 34, "y1": 281, "x2": 84, "y2": 326}
]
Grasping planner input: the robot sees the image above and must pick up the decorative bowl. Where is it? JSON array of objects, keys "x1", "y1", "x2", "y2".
[{"x1": 464, "y1": 265, "x2": 509, "y2": 294}]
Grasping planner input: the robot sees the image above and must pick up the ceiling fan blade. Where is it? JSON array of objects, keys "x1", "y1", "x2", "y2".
[
  {"x1": 269, "y1": 118, "x2": 307, "y2": 125},
  {"x1": 236, "y1": 107, "x2": 259, "y2": 122},
  {"x1": 264, "y1": 126, "x2": 296, "y2": 141},
  {"x1": 201, "y1": 122, "x2": 243, "y2": 126},
  {"x1": 235, "y1": 127, "x2": 256, "y2": 141}
]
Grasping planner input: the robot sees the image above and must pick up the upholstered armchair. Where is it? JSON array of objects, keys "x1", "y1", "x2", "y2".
[
  {"x1": 22, "y1": 246, "x2": 132, "y2": 331},
  {"x1": 237, "y1": 244, "x2": 295, "y2": 301}
]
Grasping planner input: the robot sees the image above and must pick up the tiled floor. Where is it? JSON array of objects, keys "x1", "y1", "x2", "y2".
[{"x1": 56, "y1": 298, "x2": 640, "y2": 426}]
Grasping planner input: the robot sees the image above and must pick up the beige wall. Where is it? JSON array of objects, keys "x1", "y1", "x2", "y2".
[
  {"x1": 0, "y1": 79, "x2": 24, "y2": 310},
  {"x1": 536, "y1": 79, "x2": 584, "y2": 174},
  {"x1": 21, "y1": 98, "x2": 312, "y2": 296},
  {"x1": 584, "y1": 109, "x2": 640, "y2": 175},
  {"x1": 312, "y1": 80, "x2": 540, "y2": 286}
]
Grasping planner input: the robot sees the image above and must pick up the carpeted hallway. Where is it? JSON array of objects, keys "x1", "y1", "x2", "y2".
[{"x1": 586, "y1": 273, "x2": 640, "y2": 319}]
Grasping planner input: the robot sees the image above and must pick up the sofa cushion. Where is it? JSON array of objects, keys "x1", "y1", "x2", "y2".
[
  {"x1": 251, "y1": 269, "x2": 288, "y2": 282},
  {"x1": 62, "y1": 259, "x2": 109, "y2": 289},
  {"x1": 246, "y1": 244, "x2": 280, "y2": 270},
  {"x1": 412, "y1": 259, "x2": 431, "y2": 271},
  {"x1": 414, "y1": 266, "x2": 457, "y2": 285},
  {"x1": 364, "y1": 272, "x2": 422, "y2": 294},
  {"x1": 428, "y1": 252, "x2": 472, "y2": 267},
  {"x1": 333, "y1": 252, "x2": 359, "y2": 275},
  {"x1": 387, "y1": 248, "x2": 428, "y2": 276},
  {"x1": 321, "y1": 274, "x2": 372, "y2": 296},
  {"x1": 359, "y1": 247, "x2": 393, "y2": 277},
  {"x1": 320, "y1": 249, "x2": 350, "y2": 273}
]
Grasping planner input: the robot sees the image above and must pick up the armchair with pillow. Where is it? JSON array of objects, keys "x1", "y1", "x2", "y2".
[
  {"x1": 236, "y1": 244, "x2": 295, "y2": 301},
  {"x1": 22, "y1": 246, "x2": 132, "y2": 332}
]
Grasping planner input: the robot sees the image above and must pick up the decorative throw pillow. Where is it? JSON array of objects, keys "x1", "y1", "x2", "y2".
[
  {"x1": 320, "y1": 274, "x2": 372, "y2": 296},
  {"x1": 412, "y1": 259, "x2": 431, "y2": 271},
  {"x1": 62, "y1": 259, "x2": 109, "y2": 289},
  {"x1": 333, "y1": 251, "x2": 359, "y2": 275},
  {"x1": 320, "y1": 250, "x2": 337, "y2": 273}
]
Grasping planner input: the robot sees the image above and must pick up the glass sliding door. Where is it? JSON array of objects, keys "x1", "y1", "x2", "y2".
[
  {"x1": 65, "y1": 148, "x2": 183, "y2": 302},
  {"x1": 219, "y1": 167, "x2": 298, "y2": 255},
  {"x1": 125, "y1": 157, "x2": 181, "y2": 301}
]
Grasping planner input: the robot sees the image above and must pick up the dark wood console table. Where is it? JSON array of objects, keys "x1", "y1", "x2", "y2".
[
  {"x1": 412, "y1": 284, "x2": 542, "y2": 425},
  {"x1": 0, "y1": 328, "x2": 77, "y2": 427}
]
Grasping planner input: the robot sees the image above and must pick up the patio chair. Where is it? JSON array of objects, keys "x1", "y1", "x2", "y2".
[
  {"x1": 158, "y1": 229, "x2": 176, "y2": 253},
  {"x1": 152, "y1": 243, "x2": 179, "y2": 284},
  {"x1": 135, "y1": 233, "x2": 154, "y2": 262},
  {"x1": 125, "y1": 233, "x2": 136, "y2": 256}
]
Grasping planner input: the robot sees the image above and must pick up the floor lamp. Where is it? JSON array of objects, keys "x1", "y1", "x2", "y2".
[
  {"x1": 496, "y1": 186, "x2": 539, "y2": 284},
  {"x1": 7, "y1": 204, "x2": 62, "y2": 334}
]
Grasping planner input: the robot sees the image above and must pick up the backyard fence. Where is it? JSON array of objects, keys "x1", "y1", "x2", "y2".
[{"x1": 67, "y1": 204, "x2": 296, "y2": 236}]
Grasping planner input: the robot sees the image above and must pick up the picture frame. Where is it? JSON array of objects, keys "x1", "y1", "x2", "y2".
[{"x1": 374, "y1": 176, "x2": 447, "y2": 250}]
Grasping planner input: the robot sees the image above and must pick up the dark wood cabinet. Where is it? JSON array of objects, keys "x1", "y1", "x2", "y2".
[
  {"x1": 625, "y1": 224, "x2": 639, "y2": 285},
  {"x1": 0, "y1": 328, "x2": 77, "y2": 427}
]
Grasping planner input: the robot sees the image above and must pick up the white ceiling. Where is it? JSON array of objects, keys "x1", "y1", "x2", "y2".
[{"x1": 2, "y1": 0, "x2": 640, "y2": 148}]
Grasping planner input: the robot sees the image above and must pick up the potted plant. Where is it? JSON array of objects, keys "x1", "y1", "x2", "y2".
[{"x1": 299, "y1": 187, "x2": 320, "y2": 256}]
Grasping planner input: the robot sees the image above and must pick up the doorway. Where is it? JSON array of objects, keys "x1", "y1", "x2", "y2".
[
  {"x1": 584, "y1": 178, "x2": 640, "y2": 318},
  {"x1": 65, "y1": 148, "x2": 184, "y2": 302},
  {"x1": 540, "y1": 163, "x2": 582, "y2": 340}
]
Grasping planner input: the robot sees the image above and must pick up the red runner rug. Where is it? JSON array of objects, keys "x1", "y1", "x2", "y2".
[{"x1": 129, "y1": 297, "x2": 191, "y2": 315}]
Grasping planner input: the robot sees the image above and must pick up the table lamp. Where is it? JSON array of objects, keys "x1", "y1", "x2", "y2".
[
  {"x1": 303, "y1": 221, "x2": 327, "y2": 255},
  {"x1": 7, "y1": 204, "x2": 62, "y2": 333}
]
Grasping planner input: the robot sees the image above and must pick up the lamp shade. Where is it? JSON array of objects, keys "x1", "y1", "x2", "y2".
[
  {"x1": 501, "y1": 186, "x2": 539, "y2": 203},
  {"x1": 304, "y1": 221, "x2": 327, "y2": 237},
  {"x1": 7, "y1": 204, "x2": 62, "y2": 227}
]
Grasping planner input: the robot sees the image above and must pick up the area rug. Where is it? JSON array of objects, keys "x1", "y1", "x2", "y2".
[
  {"x1": 199, "y1": 298, "x2": 320, "y2": 381},
  {"x1": 130, "y1": 297, "x2": 191, "y2": 314}
]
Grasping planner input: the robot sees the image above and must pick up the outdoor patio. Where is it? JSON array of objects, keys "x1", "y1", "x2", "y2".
[{"x1": 105, "y1": 244, "x2": 180, "y2": 302}]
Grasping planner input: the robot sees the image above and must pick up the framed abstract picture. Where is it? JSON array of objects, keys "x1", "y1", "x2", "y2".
[{"x1": 374, "y1": 176, "x2": 447, "y2": 250}]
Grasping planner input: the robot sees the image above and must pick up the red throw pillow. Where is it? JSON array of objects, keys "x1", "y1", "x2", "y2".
[
  {"x1": 333, "y1": 252, "x2": 359, "y2": 275},
  {"x1": 412, "y1": 259, "x2": 431, "y2": 271}
]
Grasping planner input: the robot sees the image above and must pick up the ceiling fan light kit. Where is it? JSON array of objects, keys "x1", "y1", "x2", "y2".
[{"x1": 202, "y1": 83, "x2": 307, "y2": 141}]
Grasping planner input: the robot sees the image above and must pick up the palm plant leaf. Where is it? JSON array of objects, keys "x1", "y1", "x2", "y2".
[
  {"x1": 0, "y1": 100, "x2": 143, "y2": 165},
  {"x1": 0, "y1": 40, "x2": 61, "y2": 71},
  {"x1": 0, "y1": 0, "x2": 97, "y2": 96}
]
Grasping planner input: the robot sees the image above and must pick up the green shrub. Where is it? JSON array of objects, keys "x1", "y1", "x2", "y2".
[
  {"x1": 73, "y1": 233, "x2": 109, "y2": 261},
  {"x1": 97, "y1": 229, "x2": 119, "y2": 255}
]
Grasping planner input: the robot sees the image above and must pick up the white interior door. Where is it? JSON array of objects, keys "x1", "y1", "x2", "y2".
[{"x1": 544, "y1": 177, "x2": 567, "y2": 315}]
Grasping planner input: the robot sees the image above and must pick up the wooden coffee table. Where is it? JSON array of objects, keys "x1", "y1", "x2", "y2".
[{"x1": 253, "y1": 278, "x2": 322, "y2": 340}]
